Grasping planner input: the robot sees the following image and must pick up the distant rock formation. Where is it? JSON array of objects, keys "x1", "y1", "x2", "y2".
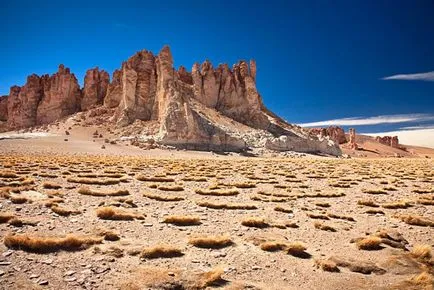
[
  {"x1": 0, "y1": 46, "x2": 342, "y2": 156},
  {"x1": 348, "y1": 128, "x2": 358, "y2": 150},
  {"x1": 81, "y1": 68, "x2": 109, "y2": 111},
  {"x1": 375, "y1": 136, "x2": 399, "y2": 148},
  {"x1": 309, "y1": 126, "x2": 346, "y2": 144}
]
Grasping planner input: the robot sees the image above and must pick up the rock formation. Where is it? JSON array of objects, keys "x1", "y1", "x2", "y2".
[
  {"x1": 0, "y1": 45, "x2": 342, "y2": 156},
  {"x1": 348, "y1": 128, "x2": 358, "y2": 150},
  {"x1": 36, "y1": 65, "x2": 82, "y2": 125},
  {"x1": 0, "y1": 96, "x2": 7, "y2": 122},
  {"x1": 309, "y1": 126, "x2": 346, "y2": 144},
  {"x1": 5, "y1": 65, "x2": 82, "y2": 129},
  {"x1": 375, "y1": 136, "x2": 399, "y2": 148},
  {"x1": 81, "y1": 68, "x2": 109, "y2": 111}
]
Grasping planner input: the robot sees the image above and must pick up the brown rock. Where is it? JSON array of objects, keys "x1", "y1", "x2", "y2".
[
  {"x1": 349, "y1": 128, "x2": 358, "y2": 150},
  {"x1": 81, "y1": 67, "x2": 109, "y2": 111},
  {"x1": 375, "y1": 136, "x2": 399, "y2": 148},
  {"x1": 104, "y1": 69, "x2": 122, "y2": 108},
  {"x1": 309, "y1": 126, "x2": 346, "y2": 144},
  {"x1": 7, "y1": 77, "x2": 43, "y2": 129},
  {"x1": 36, "y1": 64, "x2": 82, "y2": 125},
  {"x1": 0, "y1": 95, "x2": 8, "y2": 122}
]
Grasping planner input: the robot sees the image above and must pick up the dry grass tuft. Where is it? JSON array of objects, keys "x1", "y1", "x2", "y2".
[
  {"x1": 67, "y1": 177, "x2": 120, "y2": 185},
  {"x1": 78, "y1": 187, "x2": 129, "y2": 197},
  {"x1": 410, "y1": 245, "x2": 432, "y2": 261},
  {"x1": 399, "y1": 215, "x2": 434, "y2": 227},
  {"x1": 232, "y1": 182, "x2": 256, "y2": 188},
  {"x1": 307, "y1": 213, "x2": 329, "y2": 220},
  {"x1": 357, "y1": 199, "x2": 380, "y2": 207},
  {"x1": 0, "y1": 212, "x2": 15, "y2": 223},
  {"x1": 10, "y1": 196, "x2": 28, "y2": 204},
  {"x1": 42, "y1": 182, "x2": 62, "y2": 189},
  {"x1": 136, "y1": 175, "x2": 175, "y2": 182},
  {"x1": 315, "y1": 259, "x2": 340, "y2": 272},
  {"x1": 189, "y1": 235, "x2": 233, "y2": 249},
  {"x1": 140, "y1": 245, "x2": 183, "y2": 259},
  {"x1": 241, "y1": 217, "x2": 269, "y2": 228},
  {"x1": 4, "y1": 234, "x2": 102, "y2": 252},
  {"x1": 158, "y1": 185, "x2": 184, "y2": 192},
  {"x1": 194, "y1": 267, "x2": 225, "y2": 288},
  {"x1": 365, "y1": 209, "x2": 385, "y2": 215},
  {"x1": 382, "y1": 200, "x2": 412, "y2": 209},
  {"x1": 287, "y1": 242, "x2": 309, "y2": 258},
  {"x1": 327, "y1": 213, "x2": 355, "y2": 222},
  {"x1": 196, "y1": 201, "x2": 257, "y2": 210},
  {"x1": 96, "y1": 207, "x2": 144, "y2": 220},
  {"x1": 163, "y1": 215, "x2": 201, "y2": 226},
  {"x1": 260, "y1": 241, "x2": 289, "y2": 252},
  {"x1": 143, "y1": 192, "x2": 184, "y2": 202},
  {"x1": 363, "y1": 188, "x2": 388, "y2": 195},
  {"x1": 356, "y1": 236, "x2": 383, "y2": 250},
  {"x1": 314, "y1": 222, "x2": 337, "y2": 232},
  {"x1": 51, "y1": 205, "x2": 81, "y2": 216},
  {"x1": 274, "y1": 206, "x2": 293, "y2": 213},
  {"x1": 195, "y1": 188, "x2": 239, "y2": 196}
]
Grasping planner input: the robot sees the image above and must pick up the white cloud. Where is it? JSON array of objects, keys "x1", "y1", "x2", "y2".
[
  {"x1": 381, "y1": 71, "x2": 434, "y2": 81},
  {"x1": 400, "y1": 124, "x2": 434, "y2": 130},
  {"x1": 298, "y1": 114, "x2": 434, "y2": 127},
  {"x1": 365, "y1": 129, "x2": 434, "y2": 149}
]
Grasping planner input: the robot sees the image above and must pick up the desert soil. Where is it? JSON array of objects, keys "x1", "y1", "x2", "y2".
[{"x1": 0, "y1": 133, "x2": 433, "y2": 290}]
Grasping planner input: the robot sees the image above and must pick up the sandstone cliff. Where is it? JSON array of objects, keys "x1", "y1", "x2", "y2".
[
  {"x1": 81, "y1": 68, "x2": 109, "y2": 111},
  {"x1": 1, "y1": 46, "x2": 341, "y2": 156}
]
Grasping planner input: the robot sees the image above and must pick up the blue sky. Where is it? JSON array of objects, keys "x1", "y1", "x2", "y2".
[{"x1": 1, "y1": 0, "x2": 434, "y2": 140}]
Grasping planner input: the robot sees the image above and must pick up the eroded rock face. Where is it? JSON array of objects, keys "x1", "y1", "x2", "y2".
[
  {"x1": 81, "y1": 68, "x2": 109, "y2": 111},
  {"x1": 7, "y1": 77, "x2": 43, "y2": 129},
  {"x1": 0, "y1": 96, "x2": 8, "y2": 122},
  {"x1": 349, "y1": 128, "x2": 358, "y2": 150},
  {"x1": 309, "y1": 126, "x2": 347, "y2": 144},
  {"x1": 265, "y1": 135, "x2": 342, "y2": 156},
  {"x1": 36, "y1": 65, "x2": 82, "y2": 125},
  {"x1": 375, "y1": 136, "x2": 399, "y2": 148},
  {"x1": 104, "y1": 69, "x2": 122, "y2": 108}
]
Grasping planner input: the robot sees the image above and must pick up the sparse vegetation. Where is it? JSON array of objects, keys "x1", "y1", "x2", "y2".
[
  {"x1": 163, "y1": 215, "x2": 201, "y2": 226},
  {"x1": 96, "y1": 207, "x2": 144, "y2": 220},
  {"x1": 140, "y1": 245, "x2": 183, "y2": 259},
  {"x1": 188, "y1": 235, "x2": 233, "y2": 248}
]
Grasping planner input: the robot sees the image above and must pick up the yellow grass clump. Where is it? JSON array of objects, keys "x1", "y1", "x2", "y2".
[
  {"x1": 51, "y1": 205, "x2": 81, "y2": 216},
  {"x1": 4, "y1": 234, "x2": 102, "y2": 252},
  {"x1": 162, "y1": 215, "x2": 201, "y2": 226},
  {"x1": 356, "y1": 236, "x2": 383, "y2": 250},
  {"x1": 195, "y1": 188, "x2": 239, "y2": 196},
  {"x1": 136, "y1": 175, "x2": 175, "y2": 182},
  {"x1": 78, "y1": 187, "x2": 129, "y2": 197},
  {"x1": 399, "y1": 215, "x2": 434, "y2": 227},
  {"x1": 410, "y1": 245, "x2": 432, "y2": 261},
  {"x1": 241, "y1": 217, "x2": 269, "y2": 228},
  {"x1": 140, "y1": 245, "x2": 184, "y2": 259},
  {"x1": 67, "y1": 177, "x2": 120, "y2": 185},
  {"x1": 315, "y1": 259, "x2": 340, "y2": 272},
  {"x1": 0, "y1": 212, "x2": 15, "y2": 223},
  {"x1": 188, "y1": 235, "x2": 233, "y2": 249},
  {"x1": 196, "y1": 201, "x2": 257, "y2": 210},
  {"x1": 42, "y1": 182, "x2": 62, "y2": 189},
  {"x1": 96, "y1": 207, "x2": 144, "y2": 220},
  {"x1": 314, "y1": 222, "x2": 337, "y2": 232}
]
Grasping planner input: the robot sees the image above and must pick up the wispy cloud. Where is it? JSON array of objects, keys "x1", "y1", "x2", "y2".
[
  {"x1": 366, "y1": 129, "x2": 434, "y2": 149},
  {"x1": 299, "y1": 113, "x2": 434, "y2": 127},
  {"x1": 381, "y1": 71, "x2": 434, "y2": 82},
  {"x1": 400, "y1": 124, "x2": 434, "y2": 130}
]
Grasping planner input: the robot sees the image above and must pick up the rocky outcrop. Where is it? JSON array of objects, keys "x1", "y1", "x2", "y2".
[
  {"x1": 309, "y1": 126, "x2": 346, "y2": 144},
  {"x1": 348, "y1": 128, "x2": 358, "y2": 150},
  {"x1": 1, "y1": 45, "x2": 341, "y2": 156},
  {"x1": 7, "y1": 77, "x2": 42, "y2": 129},
  {"x1": 375, "y1": 136, "x2": 399, "y2": 148},
  {"x1": 265, "y1": 135, "x2": 342, "y2": 156},
  {"x1": 81, "y1": 68, "x2": 109, "y2": 111},
  {"x1": 104, "y1": 69, "x2": 122, "y2": 108},
  {"x1": 0, "y1": 96, "x2": 8, "y2": 122},
  {"x1": 36, "y1": 65, "x2": 82, "y2": 125}
]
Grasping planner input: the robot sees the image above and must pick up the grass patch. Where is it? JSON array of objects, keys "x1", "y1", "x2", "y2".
[
  {"x1": 137, "y1": 176, "x2": 175, "y2": 182},
  {"x1": 96, "y1": 207, "x2": 144, "y2": 220},
  {"x1": 196, "y1": 201, "x2": 257, "y2": 210},
  {"x1": 357, "y1": 200, "x2": 379, "y2": 207},
  {"x1": 0, "y1": 213, "x2": 15, "y2": 223},
  {"x1": 78, "y1": 187, "x2": 129, "y2": 197},
  {"x1": 67, "y1": 177, "x2": 120, "y2": 185},
  {"x1": 143, "y1": 192, "x2": 184, "y2": 202},
  {"x1": 399, "y1": 214, "x2": 434, "y2": 227},
  {"x1": 162, "y1": 215, "x2": 201, "y2": 226},
  {"x1": 158, "y1": 185, "x2": 184, "y2": 192},
  {"x1": 241, "y1": 217, "x2": 269, "y2": 228},
  {"x1": 356, "y1": 236, "x2": 383, "y2": 250},
  {"x1": 51, "y1": 205, "x2": 81, "y2": 216},
  {"x1": 315, "y1": 259, "x2": 340, "y2": 272},
  {"x1": 189, "y1": 235, "x2": 233, "y2": 249},
  {"x1": 195, "y1": 189, "x2": 239, "y2": 196},
  {"x1": 314, "y1": 222, "x2": 337, "y2": 232},
  {"x1": 42, "y1": 182, "x2": 62, "y2": 189},
  {"x1": 4, "y1": 234, "x2": 102, "y2": 252},
  {"x1": 140, "y1": 245, "x2": 183, "y2": 259}
]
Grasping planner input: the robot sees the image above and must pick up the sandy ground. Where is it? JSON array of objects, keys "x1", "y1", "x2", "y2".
[{"x1": 0, "y1": 133, "x2": 433, "y2": 290}]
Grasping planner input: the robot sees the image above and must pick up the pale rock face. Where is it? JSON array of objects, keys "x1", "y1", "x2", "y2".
[
  {"x1": 375, "y1": 136, "x2": 399, "y2": 148},
  {"x1": 81, "y1": 68, "x2": 109, "y2": 111},
  {"x1": 309, "y1": 126, "x2": 347, "y2": 144},
  {"x1": 36, "y1": 64, "x2": 82, "y2": 125},
  {"x1": 265, "y1": 135, "x2": 342, "y2": 156}
]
